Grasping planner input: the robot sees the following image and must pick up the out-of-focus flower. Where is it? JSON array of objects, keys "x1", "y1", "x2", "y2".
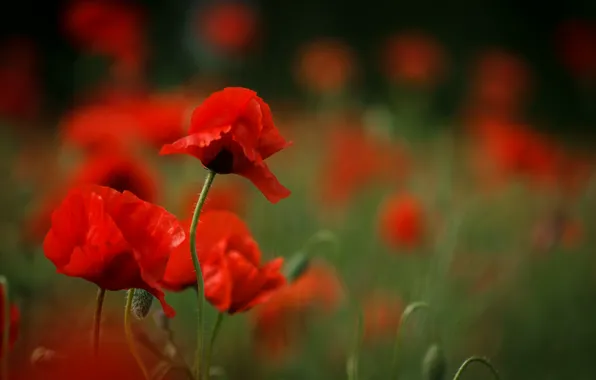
[
  {"x1": 43, "y1": 185, "x2": 184, "y2": 317},
  {"x1": 181, "y1": 180, "x2": 246, "y2": 219},
  {"x1": 0, "y1": 37, "x2": 40, "y2": 124},
  {"x1": 160, "y1": 87, "x2": 292, "y2": 204},
  {"x1": 531, "y1": 209, "x2": 583, "y2": 254},
  {"x1": 64, "y1": 0, "x2": 144, "y2": 80},
  {"x1": 0, "y1": 286, "x2": 19, "y2": 358},
  {"x1": 555, "y1": 19, "x2": 596, "y2": 81},
  {"x1": 196, "y1": 2, "x2": 259, "y2": 56},
  {"x1": 467, "y1": 50, "x2": 530, "y2": 120},
  {"x1": 381, "y1": 31, "x2": 446, "y2": 87},
  {"x1": 318, "y1": 126, "x2": 409, "y2": 208},
  {"x1": 378, "y1": 193, "x2": 425, "y2": 250},
  {"x1": 251, "y1": 262, "x2": 344, "y2": 360},
  {"x1": 162, "y1": 211, "x2": 286, "y2": 314},
  {"x1": 24, "y1": 151, "x2": 160, "y2": 243},
  {"x1": 362, "y1": 293, "x2": 403, "y2": 344},
  {"x1": 295, "y1": 39, "x2": 356, "y2": 94}
]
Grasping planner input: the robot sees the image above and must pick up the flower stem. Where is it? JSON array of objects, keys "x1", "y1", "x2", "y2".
[
  {"x1": 301, "y1": 230, "x2": 340, "y2": 259},
  {"x1": 92, "y1": 288, "x2": 106, "y2": 357},
  {"x1": 0, "y1": 276, "x2": 9, "y2": 380},
  {"x1": 125, "y1": 289, "x2": 150, "y2": 380},
  {"x1": 391, "y1": 301, "x2": 431, "y2": 379},
  {"x1": 452, "y1": 356, "x2": 500, "y2": 380},
  {"x1": 190, "y1": 170, "x2": 216, "y2": 380},
  {"x1": 347, "y1": 305, "x2": 363, "y2": 380},
  {"x1": 203, "y1": 313, "x2": 224, "y2": 380}
]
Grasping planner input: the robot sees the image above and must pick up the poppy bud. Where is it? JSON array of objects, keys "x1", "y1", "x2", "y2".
[
  {"x1": 130, "y1": 289, "x2": 154, "y2": 320},
  {"x1": 422, "y1": 343, "x2": 446, "y2": 380},
  {"x1": 282, "y1": 252, "x2": 310, "y2": 283}
]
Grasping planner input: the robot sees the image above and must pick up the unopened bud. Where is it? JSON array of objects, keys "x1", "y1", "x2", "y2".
[
  {"x1": 422, "y1": 343, "x2": 446, "y2": 380},
  {"x1": 131, "y1": 289, "x2": 154, "y2": 320},
  {"x1": 283, "y1": 252, "x2": 310, "y2": 283}
]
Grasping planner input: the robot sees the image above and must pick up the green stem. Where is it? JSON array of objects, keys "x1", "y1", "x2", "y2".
[
  {"x1": 391, "y1": 301, "x2": 431, "y2": 379},
  {"x1": 302, "y1": 230, "x2": 340, "y2": 259},
  {"x1": 452, "y1": 356, "x2": 500, "y2": 380},
  {"x1": 190, "y1": 170, "x2": 216, "y2": 380},
  {"x1": 347, "y1": 305, "x2": 363, "y2": 380},
  {"x1": 203, "y1": 313, "x2": 224, "y2": 380},
  {"x1": 92, "y1": 288, "x2": 106, "y2": 357},
  {"x1": 124, "y1": 289, "x2": 150, "y2": 380},
  {"x1": 0, "y1": 276, "x2": 9, "y2": 380}
]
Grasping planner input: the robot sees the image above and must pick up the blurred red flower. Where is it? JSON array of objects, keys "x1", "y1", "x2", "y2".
[
  {"x1": 181, "y1": 180, "x2": 247, "y2": 219},
  {"x1": 43, "y1": 185, "x2": 184, "y2": 317},
  {"x1": 160, "y1": 87, "x2": 291, "y2": 204},
  {"x1": 64, "y1": 0, "x2": 144, "y2": 80},
  {"x1": 295, "y1": 39, "x2": 355, "y2": 94},
  {"x1": 24, "y1": 151, "x2": 160, "y2": 243},
  {"x1": 319, "y1": 126, "x2": 409, "y2": 208},
  {"x1": 0, "y1": 287, "x2": 19, "y2": 358},
  {"x1": 378, "y1": 193, "x2": 425, "y2": 250},
  {"x1": 162, "y1": 211, "x2": 286, "y2": 314},
  {"x1": 0, "y1": 37, "x2": 40, "y2": 124},
  {"x1": 362, "y1": 293, "x2": 403, "y2": 344},
  {"x1": 251, "y1": 262, "x2": 344, "y2": 359},
  {"x1": 197, "y1": 2, "x2": 259, "y2": 55},
  {"x1": 382, "y1": 31, "x2": 445, "y2": 87},
  {"x1": 555, "y1": 19, "x2": 596, "y2": 81}
]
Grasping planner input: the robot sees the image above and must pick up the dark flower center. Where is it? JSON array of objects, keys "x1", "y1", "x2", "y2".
[
  {"x1": 104, "y1": 171, "x2": 147, "y2": 200},
  {"x1": 206, "y1": 149, "x2": 234, "y2": 174}
]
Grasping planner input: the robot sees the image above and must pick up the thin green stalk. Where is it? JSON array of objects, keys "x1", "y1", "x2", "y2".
[
  {"x1": 452, "y1": 356, "x2": 499, "y2": 380},
  {"x1": 190, "y1": 171, "x2": 216, "y2": 380},
  {"x1": 0, "y1": 276, "x2": 9, "y2": 380},
  {"x1": 302, "y1": 230, "x2": 340, "y2": 259},
  {"x1": 92, "y1": 288, "x2": 106, "y2": 357},
  {"x1": 125, "y1": 289, "x2": 150, "y2": 380},
  {"x1": 203, "y1": 313, "x2": 224, "y2": 380},
  {"x1": 347, "y1": 305, "x2": 363, "y2": 380},
  {"x1": 391, "y1": 301, "x2": 431, "y2": 379}
]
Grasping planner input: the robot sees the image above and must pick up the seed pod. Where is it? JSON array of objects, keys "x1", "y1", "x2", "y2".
[
  {"x1": 422, "y1": 343, "x2": 447, "y2": 380},
  {"x1": 130, "y1": 289, "x2": 154, "y2": 320},
  {"x1": 282, "y1": 252, "x2": 310, "y2": 283}
]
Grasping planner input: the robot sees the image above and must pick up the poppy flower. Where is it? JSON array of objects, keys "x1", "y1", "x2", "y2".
[
  {"x1": 378, "y1": 193, "x2": 425, "y2": 250},
  {"x1": 197, "y1": 2, "x2": 259, "y2": 56},
  {"x1": 251, "y1": 262, "x2": 344, "y2": 359},
  {"x1": 23, "y1": 151, "x2": 159, "y2": 243},
  {"x1": 295, "y1": 39, "x2": 355, "y2": 94},
  {"x1": 319, "y1": 126, "x2": 410, "y2": 208},
  {"x1": 382, "y1": 31, "x2": 445, "y2": 87},
  {"x1": 43, "y1": 185, "x2": 184, "y2": 317},
  {"x1": 555, "y1": 19, "x2": 596, "y2": 80},
  {"x1": 181, "y1": 180, "x2": 246, "y2": 219},
  {"x1": 160, "y1": 87, "x2": 292, "y2": 204},
  {"x1": 362, "y1": 293, "x2": 403, "y2": 344},
  {"x1": 0, "y1": 286, "x2": 19, "y2": 358},
  {"x1": 162, "y1": 211, "x2": 286, "y2": 314}
]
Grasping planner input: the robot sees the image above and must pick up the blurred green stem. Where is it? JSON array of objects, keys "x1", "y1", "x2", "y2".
[
  {"x1": 92, "y1": 287, "x2": 106, "y2": 357},
  {"x1": 0, "y1": 276, "x2": 9, "y2": 380},
  {"x1": 347, "y1": 305, "x2": 363, "y2": 380},
  {"x1": 452, "y1": 356, "x2": 499, "y2": 380},
  {"x1": 302, "y1": 230, "x2": 340, "y2": 259},
  {"x1": 390, "y1": 301, "x2": 431, "y2": 379},
  {"x1": 203, "y1": 313, "x2": 224, "y2": 380},
  {"x1": 125, "y1": 289, "x2": 150, "y2": 380},
  {"x1": 190, "y1": 170, "x2": 216, "y2": 380}
]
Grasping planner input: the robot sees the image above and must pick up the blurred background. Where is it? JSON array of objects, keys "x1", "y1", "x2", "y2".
[{"x1": 1, "y1": 0, "x2": 596, "y2": 379}]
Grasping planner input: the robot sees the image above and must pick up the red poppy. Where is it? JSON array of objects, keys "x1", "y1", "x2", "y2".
[
  {"x1": 160, "y1": 87, "x2": 292, "y2": 204},
  {"x1": 382, "y1": 31, "x2": 445, "y2": 87},
  {"x1": 43, "y1": 185, "x2": 184, "y2": 317},
  {"x1": 251, "y1": 262, "x2": 344, "y2": 359},
  {"x1": 181, "y1": 180, "x2": 246, "y2": 219},
  {"x1": 197, "y1": 2, "x2": 259, "y2": 55},
  {"x1": 64, "y1": 0, "x2": 144, "y2": 80},
  {"x1": 378, "y1": 193, "x2": 425, "y2": 250},
  {"x1": 362, "y1": 293, "x2": 403, "y2": 344},
  {"x1": 295, "y1": 39, "x2": 355, "y2": 94},
  {"x1": 24, "y1": 151, "x2": 159, "y2": 243},
  {"x1": 319, "y1": 126, "x2": 409, "y2": 208},
  {"x1": 0, "y1": 286, "x2": 19, "y2": 358},
  {"x1": 162, "y1": 211, "x2": 285, "y2": 314},
  {"x1": 555, "y1": 19, "x2": 596, "y2": 80}
]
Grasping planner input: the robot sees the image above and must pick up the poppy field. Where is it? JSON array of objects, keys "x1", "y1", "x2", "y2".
[{"x1": 0, "y1": 1, "x2": 596, "y2": 380}]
